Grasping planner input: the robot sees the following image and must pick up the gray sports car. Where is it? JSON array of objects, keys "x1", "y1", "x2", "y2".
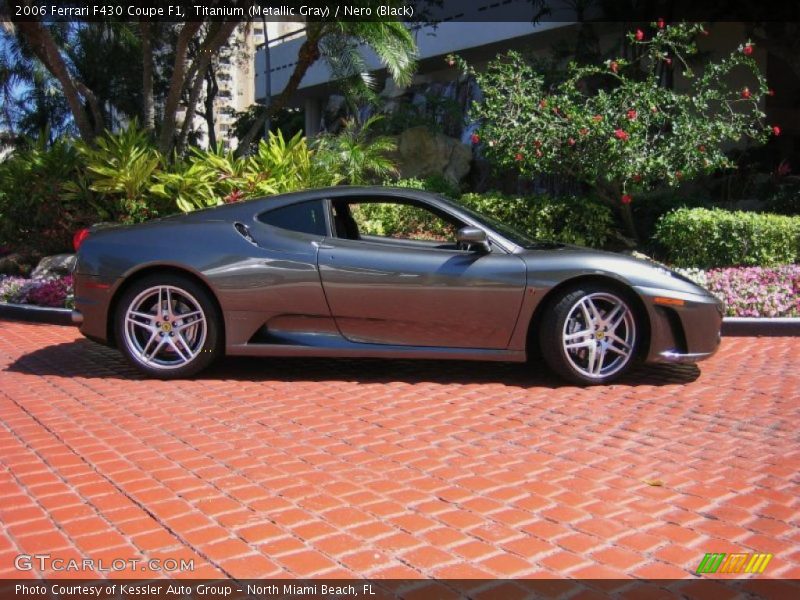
[{"x1": 72, "y1": 186, "x2": 722, "y2": 384}]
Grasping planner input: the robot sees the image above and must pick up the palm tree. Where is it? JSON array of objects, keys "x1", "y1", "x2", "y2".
[
  {"x1": 312, "y1": 115, "x2": 398, "y2": 185},
  {"x1": 235, "y1": 20, "x2": 417, "y2": 155}
]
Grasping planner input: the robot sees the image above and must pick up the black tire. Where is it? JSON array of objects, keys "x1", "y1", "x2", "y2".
[
  {"x1": 114, "y1": 273, "x2": 222, "y2": 379},
  {"x1": 539, "y1": 283, "x2": 640, "y2": 385}
]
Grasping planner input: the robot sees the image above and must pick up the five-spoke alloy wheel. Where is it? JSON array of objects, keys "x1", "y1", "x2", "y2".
[
  {"x1": 541, "y1": 284, "x2": 640, "y2": 385},
  {"x1": 115, "y1": 274, "x2": 221, "y2": 378}
]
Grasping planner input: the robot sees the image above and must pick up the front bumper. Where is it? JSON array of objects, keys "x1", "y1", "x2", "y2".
[{"x1": 634, "y1": 285, "x2": 723, "y2": 364}]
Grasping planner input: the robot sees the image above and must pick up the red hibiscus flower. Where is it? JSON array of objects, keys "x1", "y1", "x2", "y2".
[
  {"x1": 614, "y1": 129, "x2": 629, "y2": 141},
  {"x1": 627, "y1": 109, "x2": 637, "y2": 120},
  {"x1": 621, "y1": 194, "x2": 633, "y2": 205},
  {"x1": 579, "y1": 128, "x2": 589, "y2": 136},
  {"x1": 635, "y1": 29, "x2": 645, "y2": 41},
  {"x1": 568, "y1": 137, "x2": 576, "y2": 146},
  {"x1": 741, "y1": 87, "x2": 751, "y2": 99},
  {"x1": 514, "y1": 153, "x2": 524, "y2": 161},
  {"x1": 772, "y1": 125, "x2": 781, "y2": 136},
  {"x1": 470, "y1": 133, "x2": 480, "y2": 144},
  {"x1": 592, "y1": 114, "x2": 603, "y2": 122},
  {"x1": 742, "y1": 44, "x2": 753, "y2": 56},
  {"x1": 610, "y1": 61, "x2": 619, "y2": 73},
  {"x1": 657, "y1": 18, "x2": 665, "y2": 29}
]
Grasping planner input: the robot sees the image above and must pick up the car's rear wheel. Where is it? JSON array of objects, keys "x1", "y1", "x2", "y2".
[
  {"x1": 114, "y1": 274, "x2": 221, "y2": 378},
  {"x1": 540, "y1": 284, "x2": 639, "y2": 385}
]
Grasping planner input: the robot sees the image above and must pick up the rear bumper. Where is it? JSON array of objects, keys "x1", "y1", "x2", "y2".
[{"x1": 73, "y1": 272, "x2": 116, "y2": 345}]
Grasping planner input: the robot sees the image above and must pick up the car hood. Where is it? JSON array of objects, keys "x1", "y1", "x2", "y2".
[{"x1": 517, "y1": 244, "x2": 713, "y2": 297}]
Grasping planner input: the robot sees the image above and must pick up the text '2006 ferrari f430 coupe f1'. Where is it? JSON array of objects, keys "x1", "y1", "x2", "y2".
[{"x1": 72, "y1": 187, "x2": 723, "y2": 385}]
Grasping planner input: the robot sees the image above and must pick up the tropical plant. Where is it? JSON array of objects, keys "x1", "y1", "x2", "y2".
[
  {"x1": 237, "y1": 18, "x2": 417, "y2": 153},
  {"x1": 69, "y1": 122, "x2": 164, "y2": 222},
  {"x1": 465, "y1": 21, "x2": 777, "y2": 240},
  {"x1": 313, "y1": 116, "x2": 397, "y2": 185},
  {"x1": 154, "y1": 130, "x2": 340, "y2": 212}
]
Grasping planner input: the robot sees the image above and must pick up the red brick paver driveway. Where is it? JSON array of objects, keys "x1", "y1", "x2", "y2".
[{"x1": 1, "y1": 320, "x2": 798, "y2": 580}]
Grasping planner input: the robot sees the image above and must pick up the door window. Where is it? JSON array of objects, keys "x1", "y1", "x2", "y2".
[{"x1": 333, "y1": 199, "x2": 461, "y2": 244}]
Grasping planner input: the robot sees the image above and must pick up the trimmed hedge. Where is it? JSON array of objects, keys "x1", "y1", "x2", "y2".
[
  {"x1": 458, "y1": 192, "x2": 613, "y2": 248},
  {"x1": 366, "y1": 184, "x2": 614, "y2": 248},
  {"x1": 654, "y1": 207, "x2": 800, "y2": 268}
]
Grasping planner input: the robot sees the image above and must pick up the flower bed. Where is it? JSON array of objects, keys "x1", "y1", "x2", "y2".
[
  {"x1": 1, "y1": 268, "x2": 798, "y2": 319},
  {"x1": 675, "y1": 265, "x2": 800, "y2": 317},
  {"x1": 0, "y1": 275, "x2": 74, "y2": 309}
]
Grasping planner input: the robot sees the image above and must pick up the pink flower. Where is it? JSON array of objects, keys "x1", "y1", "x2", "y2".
[
  {"x1": 635, "y1": 29, "x2": 645, "y2": 41},
  {"x1": 772, "y1": 125, "x2": 781, "y2": 136},
  {"x1": 657, "y1": 18, "x2": 665, "y2": 29}
]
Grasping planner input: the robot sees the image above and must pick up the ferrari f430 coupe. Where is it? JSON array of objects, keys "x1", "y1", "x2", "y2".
[{"x1": 72, "y1": 187, "x2": 723, "y2": 384}]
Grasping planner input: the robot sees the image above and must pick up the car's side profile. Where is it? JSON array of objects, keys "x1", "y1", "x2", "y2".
[{"x1": 72, "y1": 187, "x2": 723, "y2": 384}]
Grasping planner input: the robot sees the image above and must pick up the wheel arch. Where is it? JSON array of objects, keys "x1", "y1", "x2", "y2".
[
  {"x1": 106, "y1": 264, "x2": 224, "y2": 348},
  {"x1": 525, "y1": 274, "x2": 651, "y2": 360}
]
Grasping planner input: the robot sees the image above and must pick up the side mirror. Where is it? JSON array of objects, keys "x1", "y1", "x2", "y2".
[{"x1": 456, "y1": 226, "x2": 490, "y2": 252}]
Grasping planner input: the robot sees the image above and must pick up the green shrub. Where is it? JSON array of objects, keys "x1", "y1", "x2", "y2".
[
  {"x1": 458, "y1": 192, "x2": 614, "y2": 248},
  {"x1": 654, "y1": 207, "x2": 800, "y2": 268},
  {"x1": 0, "y1": 138, "x2": 95, "y2": 254}
]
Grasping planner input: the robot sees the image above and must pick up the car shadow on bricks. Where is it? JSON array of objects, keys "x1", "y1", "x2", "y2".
[{"x1": 6, "y1": 339, "x2": 701, "y2": 387}]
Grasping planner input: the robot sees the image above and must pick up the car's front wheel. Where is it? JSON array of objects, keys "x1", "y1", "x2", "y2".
[
  {"x1": 540, "y1": 284, "x2": 640, "y2": 385},
  {"x1": 115, "y1": 274, "x2": 221, "y2": 378}
]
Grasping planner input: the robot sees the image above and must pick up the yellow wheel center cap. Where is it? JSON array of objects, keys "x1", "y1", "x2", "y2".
[
  {"x1": 161, "y1": 322, "x2": 172, "y2": 332},
  {"x1": 595, "y1": 331, "x2": 605, "y2": 340}
]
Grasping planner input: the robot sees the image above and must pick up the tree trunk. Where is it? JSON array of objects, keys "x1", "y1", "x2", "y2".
[
  {"x1": 140, "y1": 22, "x2": 155, "y2": 131},
  {"x1": 175, "y1": 22, "x2": 238, "y2": 153},
  {"x1": 595, "y1": 181, "x2": 639, "y2": 245},
  {"x1": 158, "y1": 22, "x2": 201, "y2": 155},
  {"x1": 235, "y1": 33, "x2": 322, "y2": 156},
  {"x1": 14, "y1": 20, "x2": 97, "y2": 143},
  {"x1": 202, "y1": 67, "x2": 219, "y2": 149}
]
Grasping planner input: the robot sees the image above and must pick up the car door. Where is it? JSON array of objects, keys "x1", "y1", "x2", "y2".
[{"x1": 316, "y1": 197, "x2": 527, "y2": 349}]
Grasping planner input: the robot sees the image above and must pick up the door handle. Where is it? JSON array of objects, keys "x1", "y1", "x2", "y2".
[{"x1": 312, "y1": 241, "x2": 335, "y2": 249}]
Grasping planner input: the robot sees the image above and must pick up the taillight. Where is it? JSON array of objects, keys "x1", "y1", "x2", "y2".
[{"x1": 73, "y1": 228, "x2": 91, "y2": 252}]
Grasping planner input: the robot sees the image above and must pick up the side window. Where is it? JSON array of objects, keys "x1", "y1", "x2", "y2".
[
  {"x1": 349, "y1": 201, "x2": 460, "y2": 243},
  {"x1": 258, "y1": 200, "x2": 327, "y2": 236}
]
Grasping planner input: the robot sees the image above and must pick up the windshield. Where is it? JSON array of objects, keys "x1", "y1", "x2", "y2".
[{"x1": 439, "y1": 198, "x2": 542, "y2": 248}]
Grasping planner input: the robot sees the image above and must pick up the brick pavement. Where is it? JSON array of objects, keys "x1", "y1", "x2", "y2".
[{"x1": 0, "y1": 320, "x2": 798, "y2": 580}]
